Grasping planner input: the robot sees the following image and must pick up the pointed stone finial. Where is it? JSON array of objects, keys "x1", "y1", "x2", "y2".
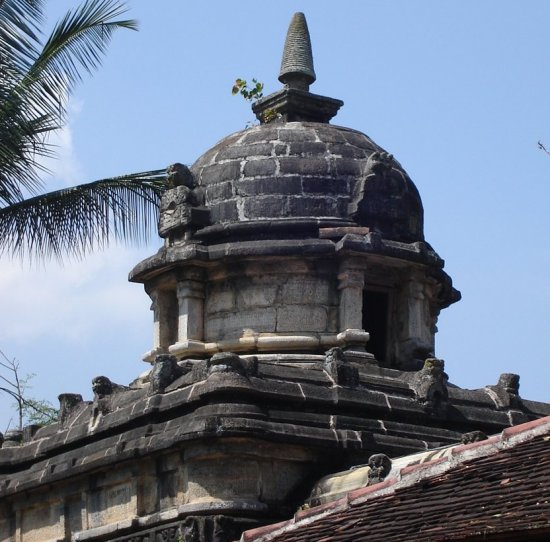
[{"x1": 279, "y1": 12, "x2": 316, "y2": 91}]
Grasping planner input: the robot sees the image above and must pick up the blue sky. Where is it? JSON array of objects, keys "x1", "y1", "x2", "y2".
[{"x1": 1, "y1": 1, "x2": 549, "y2": 429}]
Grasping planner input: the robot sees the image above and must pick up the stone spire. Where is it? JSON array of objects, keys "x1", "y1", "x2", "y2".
[
  {"x1": 279, "y1": 12, "x2": 316, "y2": 91},
  {"x1": 252, "y1": 12, "x2": 342, "y2": 124}
]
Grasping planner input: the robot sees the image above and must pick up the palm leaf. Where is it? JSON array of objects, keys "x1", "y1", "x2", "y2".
[
  {"x1": 0, "y1": 169, "x2": 166, "y2": 261},
  {"x1": 23, "y1": 0, "x2": 137, "y2": 118},
  {"x1": 0, "y1": 0, "x2": 137, "y2": 207}
]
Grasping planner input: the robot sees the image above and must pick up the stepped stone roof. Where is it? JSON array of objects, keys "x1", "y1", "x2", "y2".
[
  {"x1": 239, "y1": 416, "x2": 550, "y2": 542},
  {"x1": 2, "y1": 357, "x2": 548, "y2": 500}
]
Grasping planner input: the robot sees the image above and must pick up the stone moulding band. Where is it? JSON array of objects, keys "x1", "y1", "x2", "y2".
[
  {"x1": 142, "y1": 329, "x2": 371, "y2": 362},
  {"x1": 73, "y1": 500, "x2": 269, "y2": 541}
]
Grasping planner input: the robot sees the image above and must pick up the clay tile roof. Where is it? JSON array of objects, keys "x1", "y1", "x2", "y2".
[{"x1": 239, "y1": 416, "x2": 550, "y2": 542}]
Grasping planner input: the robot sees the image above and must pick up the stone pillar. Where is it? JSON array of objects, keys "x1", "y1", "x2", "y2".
[
  {"x1": 176, "y1": 268, "x2": 205, "y2": 342},
  {"x1": 148, "y1": 289, "x2": 178, "y2": 352},
  {"x1": 396, "y1": 272, "x2": 435, "y2": 367},
  {"x1": 337, "y1": 260, "x2": 365, "y2": 331}
]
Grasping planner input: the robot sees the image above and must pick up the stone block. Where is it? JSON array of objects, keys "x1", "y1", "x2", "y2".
[
  {"x1": 274, "y1": 143, "x2": 288, "y2": 156},
  {"x1": 21, "y1": 501, "x2": 64, "y2": 542},
  {"x1": 211, "y1": 200, "x2": 238, "y2": 222},
  {"x1": 279, "y1": 157, "x2": 328, "y2": 175},
  {"x1": 335, "y1": 157, "x2": 363, "y2": 176},
  {"x1": 256, "y1": 334, "x2": 320, "y2": 351},
  {"x1": 185, "y1": 457, "x2": 261, "y2": 501},
  {"x1": 287, "y1": 196, "x2": 338, "y2": 217},
  {"x1": 329, "y1": 142, "x2": 368, "y2": 159},
  {"x1": 237, "y1": 284, "x2": 278, "y2": 309},
  {"x1": 236, "y1": 176, "x2": 303, "y2": 196},
  {"x1": 343, "y1": 131, "x2": 377, "y2": 149},
  {"x1": 87, "y1": 481, "x2": 136, "y2": 528},
  {"x1": 277, "y1": 306, "x2": 327, "y2": 332},
  {"x1": 200, "y1": 160, "x2": 241, "y2": 184},
  {"x1": 206, "y1": 288, "x2": 235, "y2": 313},
  {"x1": 243, "y1": 158, "x2": 277, "y2": 177},
  {"x1": 206, "y1": 309, "x2": 277, "y2": 340},
  {"x1": 205, "y1": 181, "x2": 233, "y2": 202},
  {"x1": 217, "y1": 142, "x2": 273, "y2": 160},
  {"x1": 242, "y1": 127, "x2": 279, "y2": 143},
  {"x1": 289, "y1": 141, "x2": 328, "y2": 156},
  {"x1": 281, "y1": 276, "x2": 330, "y2": 305},
  {"x1": 243, "y1": 196, "x2": 290, "y2": 219},
  {"x1": 278, "y1": 127, "x2": 316, "y2": 142},
  {"x1": 302, "y1": 176, "x2": 348, "y2": 195}
]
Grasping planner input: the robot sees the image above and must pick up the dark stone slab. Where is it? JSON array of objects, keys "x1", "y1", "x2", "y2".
[
  {"x1": 243, "y1": 159, "x2": 278, "y2": 177},
  {"x1": 302, "y1": 177, "x2": 348, "y2": 195},
  {"x1": 236, "y1": 176, "x2": 303, "y2": 197},
  {"x1": 279, "y1": 157, "x2": 329, "y2": 176},
  {"x1": 200, "y1": 161, "x2": 241, "y2": 185}
]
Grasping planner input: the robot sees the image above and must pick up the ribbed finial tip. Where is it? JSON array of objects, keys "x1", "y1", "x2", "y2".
[{"x1": 279, "y1": 12, "x2": 316, "y2": 91}]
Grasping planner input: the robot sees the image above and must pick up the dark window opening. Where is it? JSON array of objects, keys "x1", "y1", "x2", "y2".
[{"x1": 363, "y1": 290, "x2": 389, "y2": 363}]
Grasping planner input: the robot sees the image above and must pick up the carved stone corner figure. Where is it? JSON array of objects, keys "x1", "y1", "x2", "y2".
[
  {"x1": 92, "y1": 375, "x2": 128, "y2": 398},
  {"x1": 2, "y1": 429, "x2": 22, "y2": 448},
  {"x1": 410, "y1": 357, "x2": 449, "y2": 413},
  {"x1": 367, "y1": 453, "x2": 392, "y2": 485},
  {"x1": 398, "y1": 339, "x2": 434, "y2": 371},
  {"x1": 366, "y1": 151, "x2": 395, "y2": 179},
  {"x1": 159, "y1": 163, "x2": 210, "y2": 240},
  {"x1": 149, "y1": 354, "x2": 182, "y2": 395},
  {"x1": 349, "y1": 151, "x2": 395, "y2": 221},
  {"x1": 486, "y1": 373, "x2": 521, "y2": 409},
  {"x1": 58, "y1": 393, "x2": 83, "y2": 427},
  {"x1": 323, "y1": 346, "x2": 359, "y2": 387},
  {"x1": 207, "y1": 352, "x2": 257, "y2": 378},
  {"x1": 461, "y1": 430, "x2": 488, "y2": 444},
  {"x1": 167, "y1": 163, "x2": 195, "y2": 190},
  {"x1": 348, "y1": 150, "x2": 424, "y2": 242},
  {"x1": 498, "y1": 373, "x2": 520, "y2": 395}
]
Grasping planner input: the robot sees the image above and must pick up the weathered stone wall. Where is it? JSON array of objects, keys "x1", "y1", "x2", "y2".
[
  {"x1": 205, "y1": 259, "x2": 338, "y2": 342},
  {"x1": 1, "y1": 437, "x2": 315, "y2": 542}
]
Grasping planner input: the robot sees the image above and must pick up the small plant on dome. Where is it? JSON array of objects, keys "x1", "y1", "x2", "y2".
[
  {"x1": 231, "y1": 78, "x2": 264, "y2": 101},
  {"x1": 231, "y1": 78, "x2": 280, "y2": 126}
]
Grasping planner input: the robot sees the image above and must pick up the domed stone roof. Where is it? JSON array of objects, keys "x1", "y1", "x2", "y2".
[{"x1": 191, "y1": 121, "x2": 424, "y2": 244}]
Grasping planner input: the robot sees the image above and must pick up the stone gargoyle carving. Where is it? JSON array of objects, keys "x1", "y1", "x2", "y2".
[
  {"x1": 486, "y1": 372, "x2": 520, "y2": 409},
  {"x1": 149, "y1": 354, "x2": 184, "y2": 395},
  {"x1": 410, "y1": 357, "x2": 449, "y2": 412},
  {"x1": 207, "y1": 352, "x2": 257, "y2": 378},
  {"x1": 348, "y1": 150, "x2": 424, "y2": 242},
  {"x1": 58, "y1": 393, "x2": 83, "y2": 427},
  {"x1": 90, "y1": 376, "x2": 129, "y2": 416},
  {"x1": 461, "y1": 430, "x2": 488, "y2": 444},
  {"x1": 167, "y1": 162, "x2": 195, "y2": 189},
  {"x1": 159, "y1": 163, "x2": 210, "y2": 239},
  {"x1": 367, "y1": 453, "x2": 392, "y2": 484},
  {"x1": 92, "y1": 376, "x2": 128, "y2": 398},
  {"x1": 323, "y1": 346, "x2": 359, "y2": 387}
]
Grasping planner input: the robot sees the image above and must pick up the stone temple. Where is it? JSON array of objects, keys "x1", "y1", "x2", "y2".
[{"x1": 1, "y1": 13, "x2": 549, "y2": 542}]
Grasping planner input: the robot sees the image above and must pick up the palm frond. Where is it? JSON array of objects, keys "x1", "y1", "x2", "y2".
[
  {"x1": 0, "y1": 0, "x2": 137, "y2": 207},
  {"x1": 0, "y1": 0, "x2": 43, "y2": 74},
  {"x1": 0, "y1": 169, "x2": 166, "y2": 261},
  {"x1": 23, "y1": 0, "x2": 137, "y2": 119}
]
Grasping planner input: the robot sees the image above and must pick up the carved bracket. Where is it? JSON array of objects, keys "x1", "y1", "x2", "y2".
[
  {"x1": 323, "y1": 347, "x2": 360, "y2": 387},
  {"x1": 409, "y1": 358, "x2": 449, "y2": 414}
]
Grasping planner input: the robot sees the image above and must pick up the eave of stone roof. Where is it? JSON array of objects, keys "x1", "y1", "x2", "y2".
[{"x1": 2, "y1": 357, "x2": 549, "y2": 499}]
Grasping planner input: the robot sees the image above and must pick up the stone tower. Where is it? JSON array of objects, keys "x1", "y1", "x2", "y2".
[
  {"x1": 131, "y1": 11, "x2": 458, "y2": 373},
  {"x1": 1, "y1": 13, "x2": 548, "y2": 542}
]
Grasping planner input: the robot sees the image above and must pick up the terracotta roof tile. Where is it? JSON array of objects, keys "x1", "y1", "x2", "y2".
[{"x1": 239, "y1": 416, "x2": 550, "y2": 541}]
